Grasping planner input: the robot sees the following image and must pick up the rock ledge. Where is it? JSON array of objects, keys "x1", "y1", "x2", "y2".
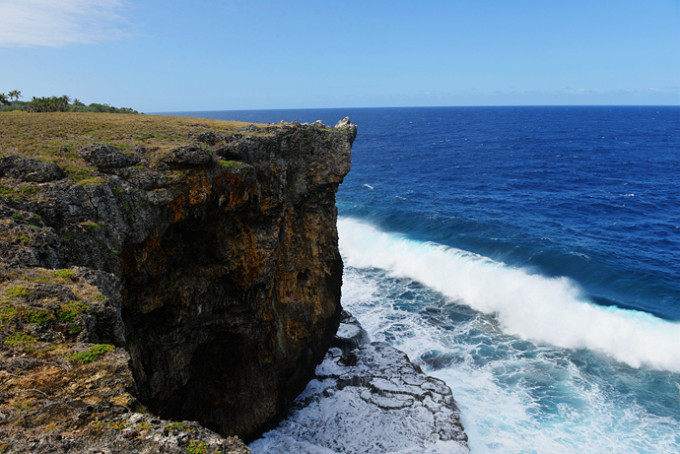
[{"x1": 252, "y1": 312, "x2": 469, "y2": 453}]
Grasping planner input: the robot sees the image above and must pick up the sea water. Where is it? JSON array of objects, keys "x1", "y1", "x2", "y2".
[{"x1": 181, "y1": 106, "x2": 680, "y2": 453}]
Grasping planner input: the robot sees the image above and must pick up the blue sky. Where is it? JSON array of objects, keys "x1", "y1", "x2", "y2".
[{"x1": 1, "y1": 0, "x2": 678, "y2": 112}]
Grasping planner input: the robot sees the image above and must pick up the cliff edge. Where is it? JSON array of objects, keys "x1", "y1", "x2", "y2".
[{"x1": 0, "y1": 112, "x2": 356, "y2": 452}]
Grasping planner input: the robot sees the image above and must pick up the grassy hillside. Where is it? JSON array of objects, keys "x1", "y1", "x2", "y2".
[{"x1": 0, "y1": 112, "x2": 261, "y2": 182}]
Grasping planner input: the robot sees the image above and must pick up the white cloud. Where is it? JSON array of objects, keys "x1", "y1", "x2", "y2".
[{"x1": 0, "y1": 0, "x2": 129, "y2": 47}]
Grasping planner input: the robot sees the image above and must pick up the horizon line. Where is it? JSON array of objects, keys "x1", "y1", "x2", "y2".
[{"x1": 153, "y1": 104, "x2": 680, "y2": 114}]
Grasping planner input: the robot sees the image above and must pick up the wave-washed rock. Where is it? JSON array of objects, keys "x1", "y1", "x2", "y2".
[{"x1": 251, "y1": 312, "x2": 469, "y2": 453}]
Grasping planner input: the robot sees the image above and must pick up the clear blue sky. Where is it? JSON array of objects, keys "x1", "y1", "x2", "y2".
[{"x1": 1, "y1": 0, "x2": 678, "y2": 112}]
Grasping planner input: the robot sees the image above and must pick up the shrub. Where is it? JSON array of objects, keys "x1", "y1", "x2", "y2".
[
  {"x1": 4, "y1": 332, "x2": 37, "y2": 347},
  {"x1": 5, "y1": 285, "x2": 28, "y2": 298},
  {"x1": 186, "y1": 440, "x2": 207, "y2": 454},
  {"x1": 57, "y1": 301, "x2": 88, "y2": 323}
]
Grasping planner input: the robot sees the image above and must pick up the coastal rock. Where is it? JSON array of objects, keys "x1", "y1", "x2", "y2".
[
  {"x1": 237, "y1": 124, "x2": 260, "y2": 133},
  {"x1": 188, "y1": 130, "x2": 225, "y2": 145},
  {"x1": 116, "y1": 167, "x2": 169, "y2": 190},
  {"x1": 79, "y1": 144, "x2": 135, "y2": 170},
  {"x1": 251, "y1": 312, "x2": 469, "y2": 453},
  {"x1": 0, "y1": 155, "x2": 65, "y2": 182},
  {"x1": 0, "y1": 116, "x2": 356, "y2": 451},
  {"x1": 160, "y1": 144, "x2": 214, "y2": 167}
]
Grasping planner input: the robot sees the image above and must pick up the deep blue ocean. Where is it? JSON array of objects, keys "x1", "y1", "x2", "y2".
[{"x1": 174, "y1": 106, "x2": 680, "y2": 453}]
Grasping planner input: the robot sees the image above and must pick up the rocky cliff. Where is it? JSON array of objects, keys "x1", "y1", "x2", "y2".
[{"x1": 0, "y1": 113, "x2": 356, "y2": 452}]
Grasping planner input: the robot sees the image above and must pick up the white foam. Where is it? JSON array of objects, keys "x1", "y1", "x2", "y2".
[
  {"x1": 339, "y1": 266, "x2": 680, "y2": 454},
  {"x1": 338, "y1": 217, "x2": 680, "y2": 373}
]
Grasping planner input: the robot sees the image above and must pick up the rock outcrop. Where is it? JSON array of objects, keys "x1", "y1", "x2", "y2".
[
  {"x1": 252, "y1": 312, "x2": 469, "y2": 453},
  {"x1": 0, "y1": 115, "x2": 356, "y2": 452}
]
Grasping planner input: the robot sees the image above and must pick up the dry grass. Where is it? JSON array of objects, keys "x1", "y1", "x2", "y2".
[{"x1": 0, "y1": 112, "x2": 265, "y2": 182}]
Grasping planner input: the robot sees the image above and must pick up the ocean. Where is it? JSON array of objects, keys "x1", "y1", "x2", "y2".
[{"x1": 176, "y1": 106, "x2": 680, "y2": 453}]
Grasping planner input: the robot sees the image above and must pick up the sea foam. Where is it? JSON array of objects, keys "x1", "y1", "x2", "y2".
[{"x1": 338, "y1": 217, "x2": 680, "y2": 373}]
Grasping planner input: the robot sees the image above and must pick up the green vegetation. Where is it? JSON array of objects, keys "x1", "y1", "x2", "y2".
[
  {"x1": 79, "y1": 220, "x2": 103, "y2": 232},
  {"x1": 0, "y1": 185, "x2": 20, "y2": 201},
  {"x1": 5, "y1": 285, "x2": 29, "y2": 298},
  {"x1": 90, "y1": 421, "x2": 106, "y2": 432},
  {"x1": 13, "y1": 400, "x2": 35, "y2": 415},
  {"x1": 24, "y1": 307, "x2": 54, "y2": 325},
  {"x1": 107, "y1": 420, "x2": 128, "y2": 430},
  {"x1": 165, "y1": 422, "x2": 194, "y2": 433},
  {"x1": 0, "y1": 90, "x2": 138, "y2": 113},
  {"x1": 53, "y1": 269, "x2": 75, "y2": 279},
  {"x1": 218, "y1": 159, "x2": 243, "y2": 169},
  {"x1": 186, "y1": 440, "x2": 208, "y2": 454},
  {"x1": 0, "y1": 112, "x2": 260, "y2": 185},
  {"x1": 57, "y1": 301, "x2": 89, "y2": 323},
  {"x1": 0, "y1": 303, "x2": 18, "y2": 327},
  {"x1": 4, "y1": 332, "x2": 37, "y2": 347},
  {"x1": 68, "y1": 343, "x2": 114, "y2": 363}
]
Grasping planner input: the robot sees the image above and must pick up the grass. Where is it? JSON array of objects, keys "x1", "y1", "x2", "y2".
[
  {"x1": 0, "y1": 185, "x2": 20, "y2": 201},
  {"x1": 217, "y1": 159, "x2": 244, "y2": 169},
  {"x1": 165, "y1": 422, "x2": 194, "y2": 433},
  {"x1": 0, "y1": 272, "x2": 104, "y2": 350},
  {"x1": 79, "y1": 220, "x2": 103, "y2": 231},
  {"x1": 0, "y1": 112, "x2": 266, "y2": 183},
  {"x1": 53, "y1": 269, "x2": 75, "y2": 279},
  {"x1": 68, "y1": 343, "x2": 114, "y2": 363},
  {"x1": 5, "y1": 285, "x2": 29, "y2": 297}
]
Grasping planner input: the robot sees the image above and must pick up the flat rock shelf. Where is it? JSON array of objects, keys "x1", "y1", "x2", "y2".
[{"x1": 251, "y1": 312, "x2": 469, "y2": 453}]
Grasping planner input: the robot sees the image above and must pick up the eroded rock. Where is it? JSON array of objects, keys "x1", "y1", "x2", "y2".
[
  {"x1": 79, "y1": 144, "x2": 135, "y2": 171},
  {"x1": 160, "y1": 144, "x2": 214, "y2": 167},
  {"x1": 0, "y1": 155, "x2": 65, "y2": 182},
  {"x1": 251, "y1": 312, "x2": 469, "y2": 453}
]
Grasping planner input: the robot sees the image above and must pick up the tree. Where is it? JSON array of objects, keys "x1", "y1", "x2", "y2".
[
  {"x1": 8, "y1": 89, "x2": 21, "y2": 102},
  {"x1": 28, "y1": 95, "x2": 70, "y2": 112},
  {"x1": 0, "y1": 93, "x2": 10, "y2": 106}
]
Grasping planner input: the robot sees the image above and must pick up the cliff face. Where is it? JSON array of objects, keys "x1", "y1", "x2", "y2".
[
  {"x1": 120, "y1": 119, "x2": 355, "y2": 438},
  {"x1": 0, "y1": 114, "x2": 356, "y2": 451}
]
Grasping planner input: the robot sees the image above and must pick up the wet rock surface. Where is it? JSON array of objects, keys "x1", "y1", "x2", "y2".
[{"x1": 252, "y1": 312, "x2": 469, "y2": 453}]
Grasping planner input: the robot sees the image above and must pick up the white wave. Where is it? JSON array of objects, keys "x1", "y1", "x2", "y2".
[
  {"x1": 338, "y1": 217, "x2": 680, "y2": 373},
  {"x1": 340, "y1": 266, "x2": 680, "y2": 454},
  {"x1": 362, "y1": 183, "x2": 375, "y2": 190}
]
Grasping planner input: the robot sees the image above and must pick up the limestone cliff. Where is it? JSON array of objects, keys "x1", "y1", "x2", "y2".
[{"x1": 0, "y1": 113, "x2": 356, "y2": 452}]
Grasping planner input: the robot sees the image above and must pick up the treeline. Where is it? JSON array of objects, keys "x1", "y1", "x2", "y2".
[{"x1": 0, "y1": 90, "x2": 138, "y2": 114}]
